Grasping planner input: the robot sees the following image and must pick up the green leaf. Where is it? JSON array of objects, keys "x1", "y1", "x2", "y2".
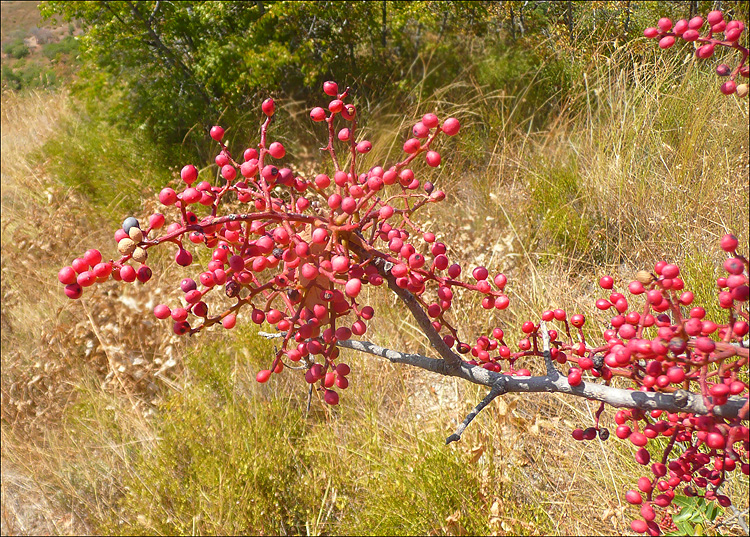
[{"x1": 676, "y1": 520, "x2": 695, "y2": 536}]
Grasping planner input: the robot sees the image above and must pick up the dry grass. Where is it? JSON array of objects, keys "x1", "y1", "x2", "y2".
[{"x1": 1, "y1": 39, "x2": 748, "y2": 537}]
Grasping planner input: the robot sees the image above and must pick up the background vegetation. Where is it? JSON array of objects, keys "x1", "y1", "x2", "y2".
[{"x1": 2, "y1": 1, "x2": 748, "y2": 535}]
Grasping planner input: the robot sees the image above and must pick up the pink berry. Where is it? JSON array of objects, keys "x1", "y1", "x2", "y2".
[
  {"x1": 412, "y1": 122, "x2": 429, "y2": 138},
  {"x1": 159, "y1": 187, "x2": 177, "y2": 205},
  {"x1": 154, "y1": 304, "x2": 171, "y2": 319},
  {"x1": 64, "y1": 283, "x2": 82, "y2": 299},
  {"x1": 425, "y1": 150, "x2": 441, "y2": 167},
  {"x1": 181, "y1": 164, "x2": 198, "y2": 184},
  {"x1": 688, "y1": 16, "x2": 703, "y2": 30},
  {"x1": 324, "y1": 389, "x2": 339, "y2": 405},
  {"x1": 149, "y1": 213, "x2": 165, "y2": 229},
  {"x1": 58, "y1": 266, "x2": 77, "y2": 284},
  {"x1": 682, "y1": 29, "x2": 699, "y2": 41},
  {"x1": 644, "y1": 27, "x2": 659, "y2": 38},
  {"x1": 323, "y1": 81, "x2": 338, "y2": 96},
  {"x1": 328, "y1": 99, "x2": 343, "y2": 113},
  {"x1": 262, "y1": 98, "x2": 275, "y2": 116},
  {"x1": 222, "y1": 314, "x2": 237, "y2": 329},
  {"x1": 472, "y1": 266, "x2": 489, "y2": 281},
  {"x1": 345, "y1": 278, "x2": 362, "y2": 298},
  {"x1": 673, "y1": 19, "x2": 688, "y2": 35},
  {"x1": 726, "y1": 27, "x2": 743, "y2": 42},
  {"x1": 310, "y1": 107, "x2": 326, "y2": 121},
  {"x1": 268, "y1": 142, "x2": 285, "y2": 159},
  {"x1": 120, "y1": 265, "x2": 136, "y2": 282},
  {"x1": 658, "y1": 36, "x2": 675, "y2": 49},
  {"x1": 441, "y1": 117, "x2": 460, "y2": 136},
  {"x1": 221, "y1": 165, "x2": 236, "y2": 181},
  {"x1": 599, "y1": 275, "x2": 614, "y2": 289},
  {"x1": 256, "y1": 369, "x2": 272, "y2": 383},
  {"x1": 568, "y1": 368, "x2": 582, "y2": 386},
  {"x1": 721, "y1": 80, "x2": 737, "y2": 95},
  {"x1": 175, "y1": 248, "x2": 193, "y2": 267},
  {"x1": 76, "y1": 271, "x2": 96, "y2": 287},
  {"x1": 626, "y1": 490, "x2": 643, "y2": 505},
  {"x1": 707, "y1": 10, "x2": 723, "y2": 26},
  {"x1": 403, "y1": 138, "x2": 421, "y2": 154},
  {"x1": 356, "y1": 141, "x2": 372, "y2": 154},
  {"x1": 209, "y1": 126, "x2": 224, "y2": 141},
  {"x1": 696, "y1": 44, "x2": 715, "y2": 58},
  {"x1": 657, "y1": 17, "x2": 672, "y2": 32}
]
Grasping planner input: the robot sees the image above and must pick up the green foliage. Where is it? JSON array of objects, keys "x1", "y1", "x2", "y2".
[
  {"x1": 1, "y1": 61, "x2": 57, "y2": 90},
  {"x1": 34, "y1": 108, "x2": 173, "y2": 223},
  {"x1": 38, "y1": 1, "x2": 497, "y2": 149},
  {"x1": 42, "y1": 35, "x2": 79, "y2": 59},
  {"x1": 3, "y1": 37, "x2": 30, "y2": 59},
  {"x1": 666, "y1": 495, "x2": 723, "y2": 536}
]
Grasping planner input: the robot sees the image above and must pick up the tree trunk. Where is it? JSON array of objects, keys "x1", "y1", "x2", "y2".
[
  {"x1": 381, "y1": 0, "x2": 387, "y2": 48},
  {"x1": 567, "y1": 0, "x2": 573, "y2": 43},
  {"x1": 624, "y1": 0, "x2": 631, "y2": 35}
]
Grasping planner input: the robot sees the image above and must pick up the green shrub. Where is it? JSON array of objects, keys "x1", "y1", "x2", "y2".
[
  {"x1": 3, "y1": 38, "x2": 30, "y2": 59},
  {"x1": 43, "y1": 35, "x2": 79, "y2": 60}
]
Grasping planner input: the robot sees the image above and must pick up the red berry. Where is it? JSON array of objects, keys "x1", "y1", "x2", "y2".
[
  {"x1": 721, "y1": 80, "x2": 737, "y2": 95},
  {"x1": 323, "y1": 81, "x2": 338, "y2": 96},
  {"x1": 441, "y1": 118, "x2": 460, "y2": 136},
  {"x1": 262, "y1": 98, "x2": 275, "y2": 116},
  {"x1": 425, "y1": 151, "x2": 441, "y2": 167},
  {"x1": 310, "y1": 107, "x2": 326, "y2": 121},
  {"x1": 721, "y1": 234, "x2": 739, "y2": 252},
  {"x1": 324, "y1": 389, "x2": 339, "y2": 405},
  {"x1": 422, "y1": 113, "x2": 439, "y2": 128},
  {"x1": 658, "y1": 36, "x2": 675, "y2": 49},
  {"x1": 256, "y1": 369, "x2": 272, "y2": 383},
  {"x1": 209, "y1": 126, "x2": 224, "y2": 141}
]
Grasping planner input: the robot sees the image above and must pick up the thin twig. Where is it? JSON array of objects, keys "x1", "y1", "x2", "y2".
[{"x1": 446, "y1": 377, "x2": 507, "y2": 444}]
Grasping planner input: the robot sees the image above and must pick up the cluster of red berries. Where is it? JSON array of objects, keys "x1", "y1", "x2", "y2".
[
  {"x1": 57, "y1": 20, "x2": 748, "y2": 533},
  {"x1": 60, "y1": 81, "x2": 516, "y2": 407},
  {"x1": 644, "y1": 9, "x2": 749, "y2": 97},
  {"x1": 561, "y1": 234, "x2": 746, "y2": 535}
]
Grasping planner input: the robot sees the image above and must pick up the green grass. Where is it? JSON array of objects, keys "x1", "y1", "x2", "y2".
[{"x1": 33, "y1": 110, "x2": 175, "y2": 224}]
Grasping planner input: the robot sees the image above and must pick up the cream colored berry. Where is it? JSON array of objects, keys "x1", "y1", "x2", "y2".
[
  {"x1": 118, "y1": 237, "x2": 136, "y2": 255},
  {"x1": 129, "y1": 226, "x2": 144, "y2": 243},
  {"x1": 132, "y1": 247, "x2": 148, "y2": 263}
]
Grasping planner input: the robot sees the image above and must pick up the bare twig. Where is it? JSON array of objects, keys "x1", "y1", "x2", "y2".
[
  {"x1": 334, "y1": 339, "x2": 747, "y2": 419},
  {"x1": 540, "y1": 321, "x2": 560, "y2": 378},
  {"x1": 258, "y1": 331, "x2": 747, "y2": 419},
  {"x1": 446, "y1": 377, "x2": 507, "y2": 444}
]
